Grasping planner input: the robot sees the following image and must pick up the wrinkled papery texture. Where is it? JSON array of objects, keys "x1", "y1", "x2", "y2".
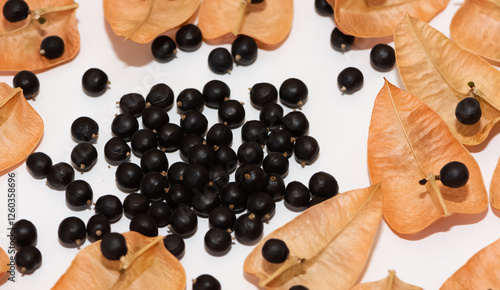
[
  {"x1": 440, "y1": 238, "x2": 500, "y2": 289},
  {"x1": 198, "y1": 0, "x2": 293, "y2": 47},
  {"x1": 489, "y1": 156, "x2": 500, "y2": 210},
  {"x1": 450, "y1": 0, "x2": 500, "y2": 63},
  {"x1": 52, "y1": 232, "x2": 186, "y2": 290},
  {"x1": 367, "y1": 80, "x2": 487, "y2": 235},
  {"x1": 244, "y1": 184, "x2": 383, "y2": 289},
  {"x1": 0, "y1": 247, "x2": 9, "y2": 274},
  {"x1": 0, "y1": 83, "x2": 43, "y2": 175},
  {"x1": 351, "y1": 270, "x2": 423, "y2": 290},
  {"x1": 395, "y1": 14, "x2": 500, "y2": 145},
  {"x1": 0, "y1": 0, "x2": 79, "y2": 72},
  {"x1": 334, "y1": 0, "x2": 449, "y2": 37},
  {"x1": 103, "y1": 0, "x2": 200, "y2": 44}
]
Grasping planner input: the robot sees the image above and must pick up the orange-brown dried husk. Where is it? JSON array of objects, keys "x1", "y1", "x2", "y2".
[
  {"x1": 103, "y1": 0, "x2": 200, "y2": 44},
  {"x1": 198, "y1": 0, "x2": 293, "y2": 48},
  {"x1": 0, "y1": 247, "x2": 9, "y2": 275},
  {"x1": 450, "y1": 0, "x2": 500, "y2": 64},
  {"x1": 367, "y1": 80, "x2": 487, "y2": 235},
  {"x1": 395, "y1": 14, "x2": 500, "y2": 145},
  {"x1": 488, "y1": 156, "x2": 500, "y2": 210},
  {"x1": 52, "y1": 231, "x2": 185, "y2": 289},
  {"x1": 440, "y1": 238, "x2": 500, "y2": 289},
  {"x1": 0, "y1": 83, "x2": 43, "y2": 175},
  {"x1": 244, "y1": 184, "x2": 383, "y2": 289},
  {"x1": 0, "y1": 0, "x2": 79, "y2": 72},
  {"x1": 334, "y1": 0, "x2": 448, "y2": 37},
  {"x1": 351, "y1": 270, "x2": 423, "y2": 290}
]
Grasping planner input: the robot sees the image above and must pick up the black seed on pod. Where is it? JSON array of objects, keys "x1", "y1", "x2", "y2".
[
  {"x1": 294, "y1": 136, "x2": 320, "y2": 166},
  {"x1": 58, "y1": 216, "x2": 86, "y2": 247},
  {"x1": 148, "y1": 201, "x2": 172, "y2": 228},
  {"x1": 214, "y1": 145, "x2": 238, "y2": 174},
  {"x1": 115, "y1": 162, "x2": 143, "y2": 192},
  {"x1": 71, "y1": 116, "x2": 99, "y2": 143},
  {"x1": 249, "y1": 82, "x2": 278, "y2": 109},
  {"x1": 439, "y1": 161, "x2": 469, "y2": 188},
  {"x1": 187, "y1": 143, "x2": 215, "y2": 168},
  {"x1": 208, "y1": 47, "x2": 233, "y2": 75},
  {"x1": 140, "y1": 172, "x2": 169, "y2": 201},
  {"x1": 262, "y1": 238, "x2": 289, "y2": 264},
  {"x1": 218, "y1": 99, "x2": 245, "y2": 128},
  {"x1": 370, "y1": 44, "x2": 396, "y2": 72},
  {"x1": 151, "y1": 35, "x2": 177, "y2": 63},
  {"x1": 279, "y1": 78, "x2": 308, "y2": 108},
  {"x1": 104, "y1": 137, "x2": 131, "y2": 165},
  {"x1": 337, "y1": 67, "x2": 364, "y2": 94},
  {"x1": 157, "y1": 123, "x2": 184, "y2": 152},
  {"x1": 123, "y1": 193, "x2": 150, "y2": 219},
  {"x1": 11, "y1": 219, "x2": 37, "y2": 248},
  {"x1": 3, "y1": 0, "x2": 29, "y2": 23},
  {"x1": 240, "y1": 165, "x2": 267, "y2": 193},
  {"x1": 282, "y1": 111, "x2": 309, "y2": 137},
  {"x1": 209, "y1": 206, "x2": 236, "y2": 231},
  {"x1": 207, "y1": 123, "x2": 233, "y2": 147},
  {"x1": 330, "y1": 27, "x2": 354, "y2": 52},
  {"x1": 231, "y1": 35, "x2": 258, "y2": 66},
  {"x1": 192, "y1": 189, "x2": 221, "y2": 217},
  {"x1": 100, "y1": 232, "x2": 128, "y2": 261},
  {"x1": 71, "y1": 143, "x2": 98, "y2": 172},
  {"x1": 177, "y1": 88, "x2": 204, "y2": 112},
  {"x1": 40, "y1": 36, "x2": 64, "y2": 59},
  {"x1": 219, "y1": 182, "x2": 248, "y2": 213},
  {"x1": 111, "y1": 113, "x2": 139, "y2": 142},
  {"x1": 146, "y1": 83, "x2": 175, "y2": 111},
  {"x1": 262, "y1": 152, "x2": 289, "y2": 176},
  {"x1": 266, "y1": 129, "x2": 295, "y2": 157},
  {"x1": 237, "y1": 142, "x2": 264, "y2": 165},
  {"x1": 119, "y1": 93, "x2": 146, "y2": 117},
  {"x1": 165, "y1": 184, "x2": 195, "y2": 209},
  {"x1": 284, "y1": 181, "x2": 310, "y2": 212},
  {"x1": 247, "y1": 191, "x2": 276, "y2": 220},
  {"x1": 264, "y1": 173, "x2": 286, "y2": 201},
  {"x1": 234, "y1": 213, "x2": 263, "y2": 245},
  {"x1": 13, "y1": 70, "x2": 40, "y2": 99},
  {"x1": 82, "y1": 68, "x2": 109, "y2": 96},
  {"x1": 309, "y1": 171, "x2": 338, "y2": 198},
  {"x1": 175, "y1": 24, "x2": 203, "y2": 52},
  {"x1": 86, "y1": 214, "x2": 111, "y2": 242},
  {"x1": 65, "y1": 180, "x2": 93, "y2": 211},
  {"x1": 242, "y1": 120, "x2": 268, "y2": 145},
  {"x1": 26, "y1": 152, "x2": 52, "y2": 179},
  {"x1": 95, "y1": 195, "x2": 123, "y2": 223},
  {"x1": 167, "y1": 162, "x2": 189, "y2": 186},
  {"x1": 46, "y1": 162, "x2": 75, "y2": 190},
  {"x1": 204, "y1": 228, "x2": 232, "y2": 256},
  {"x1": 203, "y1": 80, "x2": 230, "y2": 109},
  {"x1": 142, "y1": 106, "x2": 169, "y2": 132},
  {"x1": 455, "y1": 97, "x2": 481, "y2": 125},
  {"x1": 140, "y1": 148, "x2": 168, "y2": 174},
  {"x1": 180, "y1": 110, "x2": 208, "y2": 135},
  {"x1": 129, "y1": 213, "x2": 158, "y2": 237},
  {"x1": 193, "y1": 274, "x2": 221, "y2": 290},
  {"x1": 180, "y1": 134, "x2": 205, "y2": 161},
  {"x1": 260, "y1": 102, "x2": 284, "y2": 130},
  {"x1": 170, "y1": 206, "x2": 198, "y2": 238},
  {"x1": 290, "y1": 286, "x2": 309, "y2": 290},
  {"x1": 130, "y1": 129, "x2": 158, "y2": 157},
  {"x1": 315, "y1": 0, "x2": 333, "y2": 16},
  {"x1": 163, "y1": 234, "x2": 185, "y2": 260},
  {"x1": 15, "y1": 245, "x2": 42, "y2": 274}
]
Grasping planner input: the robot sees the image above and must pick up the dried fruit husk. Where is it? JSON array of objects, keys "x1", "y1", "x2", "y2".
[
  {"x1": 440, "y1": 238, "x2": 500, "y2": 289},
  {"x1": 52, "y1": 231, "x2": 186, "y2": 289},
  {"x1": 0, "y1": 0, "x2": 79, "y2": 72},
  {"x1": 0, "y1": 247, "x2": 9, "y2": 278},
  {"x1": 334, "y1": 0, "x2": 449, "y2": 37},
  {"x1": 351, "y1": 270, "x2": 422, "y2": 290},
  {"x1": 367, "y1": 80, "x2": 487, "y2": 235},
  {"x1": 103, "y1": 0, "x2": 201, "y2": 44},
  {"x1": 395, "y1": 14, "x2": 500, "y2": 146},
  {"x1": 198, "y1": 0, "x2": 293, "y2": 49},
  {"x1": 450, "y1": 0, "x2": 500, "y2": 64},
  {"x1": 488, "y1": 156, "x2": 500, "y2": 210},
  {"x1": 0, "y1": 83, "x2": 44, "y2": 175},
  {"x1": 244, "y1": 184, "x2": 383, "y2": 289}
]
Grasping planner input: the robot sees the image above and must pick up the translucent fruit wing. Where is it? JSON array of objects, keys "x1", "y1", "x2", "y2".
[
  {"x1": 0, "y1": 83, "x2": 43, "y2": 175},
  {"x1": 351, "y1": 270, "x2": 423, "y2": 290},
  {"x1": 103, "y1": 0, "x2": 201, "y2": 44},
  {"x1": 440, "y1": 238, "x2": 500, "y2": 289},
  {"x1": 52, "y1": 231, "x2": 186, "y2": 290},
  {"x1": 394, "y1": 14, "x2": 500, "y2": 145},
  {"x1": 244, "y1": 184, "x2": 383, "y2": 289},
  {"x1": 0, "y1": 0, "x2": 79, "y2": 72},
  {"x1": 198, "y1": 0, "x2": 293, "y2": 48},
  {"x1": 450, "y1": 0, "x2": 500, "y2": 64},
  {"x1": 334, "y1": 0, "x2": 448, "y2": 37},
  {"x1": 367, "y1": 80, "x2": 487, "y2": 235}
]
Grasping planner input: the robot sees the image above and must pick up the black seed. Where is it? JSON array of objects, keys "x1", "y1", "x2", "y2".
[
  {"x1": 266, "y1": 129, "x2": 295, "y2": 157},
  {"x1": 15, "y1": 246, "x2": 42, "y2": 274},
  {"x1": 315, "y1": 0, "x2": 333, "y2": 16},
  {"x1": 240, "y1": 165, "x2": 267, "y2": 193},
  {"x1": 207, "y1": 123, "x2": 233, "y2": 147},
  {"x1": 95, "y1": 195, "x2": 123, "y2": 223},
  {"x1": 279, "y1": 78, "x2": 308, "y2": 108},
  {"x1": 65, "y1": 180, "x2": 93, "y2": 210},
  {"x1": 264, "y1": 173, "x2": 286, "y2": 201},
  {"x1": 455, "y1": 97, "x2": 481, "y2": 125},
  {"x1": 187, "y1": 143, "x2": 215, "y2": 168},
  {"x1": 163, "y1": 234, "x2": 185, "y2": 259},
  {"x1": 123, "y1": 193, "x2": 150, "y2": 219},
  {"x1": 111, "y1": 113, "x2": 139, "y2": 142},
  {"x1": 176, "y1": 24, "x2": 202, "y2": 52},
  {"x1": 165, "y1": 184, "x2": 195, "y2": 208},
  {"x1": 148, "y1": 201, "x2": 172, "y2": 228},
  {"x1": 209, "y1": 206, "x2": 236, "y2": 231},
  {"x1": 262, "y1": 152, "x2": 289, "y2": 176},
  {"x1": 337, "y1": 67, "x2": 363, "y2": 94},
  {"x1": 193, "y1": 274, "x2": 221, "y2": 290},
  {"x1": 208, "y1": 47, "x2": 233, "y2": 74},
  {"x1": 250, "y1": 82, "x2": 277, "y2": 109},
  {"x1": 13, "y1": 70, "x2": 39, "y2": 99},
  {"x1": 309, "y1": 171, "x2": 338, "y2": 198},
  {"x1": 234, "y1": 213, "x2": 263, "y2": 245},
  {"x1": 129, "y1": 213, "x2": 158, "y2": 237},
  {"x1": 214, "y1": 145, "x2": 238, "y2": 173},
  {"x1": 71, "y1": 143, "x2": 98, "y2": 172},
  {"x1": 46, "y1": 162, "x2": 75, "y2": 190},
  {"x1": 119, "y1": 93, "x2": 146, "y2": 117},
  {"x1": 40, "y1": 36, "x2": 64, "y2": 59},
  {"x1": 167, "y1": 162, "x2": 189, "y2": 185},
  {"x1": 87, "y1": 214, "x2": 111, "y2": 242},
  {"x1": 11, "y1": 219, "x2": 37, "y2": 248},
  {"x1": 104, "y1": 137, "x2": 131, "y2": 165},
  {"x1": 203, "y1": 80, "x2": 230, "y2": 109},
  {"x1": 158, "y1": 123, "x2": 184, "y2": 152},
  {"x1": 146, "y1": 83, "x2": 175, "y2": 111},
  {"x1": 115, "y1": 162, "x2": 143, "y2": 192},
  {"x1": 231, "y1": 35, "x2": 258, "y2": 66},
  {"x1": 284, "y1": 181, "x2": 310, "y2": 212},
  {"x1": 260, "y1": 102, "x2": 284, "y2": 129},
  {"x1": 242, "y1": 120, "x2": 268, "y2": 145},
  {"x1": 180, "y1": 134, "x2": 205, "y2": 161},
  {"x1": 58, "y1": 216, "x2": 86, "y2": 247},
  {"x1": 71, "y1": 116, "x2": 99, "y2": 143},
  {"x1": 262, "y1": 238, "x2": 289, "y2": 263},
  {"x1": 209, "y1": 164, "x2": 230, "y2": 191},
  {"x1": 370, "y1": 44, "x2": 396, "y2": 71},
  {"x1": 3, "y1": 0, "x2": 29, "y2": 22},
  {"x1": 82, "y1": 68, "x2": 109, "y2": 96},
  {"x1": 439, "y1": 161, "x2": 469, "y2": 188},
  {"x1": 220, "y1": 182, "x2": 248, "y2": 213},
  {"x1": 140, "y1": 172, "x2": 169, "y2": 201},
  {"x1": 140, "y1": 148, "x2": 168, "y2": 174},
  {"x1": 218, "y1": 99, "x2": 245, "y2": 128},
  {"x1": 238, "y1": 142, "x2": 264, "y2": 165},
  {"x1": 142, "y1": 106, "x2": 169, "y2": 131},
  {"x1": 330, "y1": 28, "x2": 354, "y2": 52},
  {"x1": 170, "y1": 207, "x2": 198, "y2": 238},
  {"x1": 177, "y1": 88, "x2": 204, "y2": 112},
  {"x1": 182, "y1": 163, "x2": 210, "y2": 193},
  {"x1": 130, "y1": 129, "x2": 158, "y2": 157},
  {"x1": 151, "y1": 35, "x2": 177, "y2": 62},
  {"x1": 26, "y1": 152, "x2": 52, "y2": 179},
  {"x1": 282, "y1": 111, "x2": 309, "y2": 137},
  {"x1": 294, "y1": 136, "x2": 320, "y2": 166},
  {"x1": 247, "y1": 191, "x2": 276, "y2": 220},
  {"x1": 180, "y1": 110, "x2": 208, "y2": 135},
  {"x1": 100, "y1": 232, "x2": 127, "y2": 260},
  {"x1": 204, "y1": 228, "x2": 232, "y2": 256},
  {"x1": 192, "y1": 189, "x2": 221, "y2": 217}
]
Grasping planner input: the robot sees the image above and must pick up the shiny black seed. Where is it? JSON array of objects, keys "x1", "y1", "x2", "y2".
[
  {"x1": 262, "y1": 152, "x2": 289, "y2": 176},
  {"x1": 370, "y1": 44, "x2": 396, "y2": 71},
  {"x1": 279, "y1": 78, "x2": 308, "y2": 108},
  {"x1": 177, "y1": 88, "x2": 204, "y2": 112},
  {"x1": 180, "y1": 110, "x2": 208, "y2": 135},
  {"x1": 163, "y1": 234, "x2": 185, "y2": 259},
  {"x1": 123, "y1": 193, "x2": 150, "y2": 219},
  {"x1": 3, "y1": 0, "x2": 29, "y2": 22},
  {"x1": 455, "y1": 97, "x2": 481, "y2": 125},
  {"x1": 203, "y1": 80, "x2": 230, "y2": 109},
  {"x1": 142, "y1": 106, "x2": 169, "y2": 131},
  {"x1": 119, "y1": 93, "x2": 146, "y2": 117},
  {"x1": 111, "y1": 113, "x2": 139, "y2": 141},
  {"x1": 65, "y1": 180, "x2": 93, "y2": 210},
  {"x1": 262, "y1": 238, "x2": 289, "y2": 263},
  {"x1": 294, "y1": 136, "x2": 320, "y2": 166},
  {"x1": 309, "y1": 171, "x2": 338, "y2": 198},
  {"x1": 104, "y1": 137, "x2": 131, "y2": 165},
  {"x1": 170, "y1": 207, "x2": 198, "y2": 238},
  {"x1": 234, "y1": 213, "x2": 263, "y2": 245},
  {"x1": 71, "y1": 143, "x2": 98, "y2": 172},
  {"x1": 218, "y1": 100, "x2": 245, "y2": 128},
  {"x1": 284, "y1": 181, "x2": 310, "y2": 212},
  {"x1": 71, "y1": 116, "x2": 99, "y2": 143},
  {"x1": 158, "y1": 123, "x2": 184, "y2": 152},
  {"x1": 249, "y1": 83, "x2": 277, "y2": 109},
  {"x1": 115, "y1": 162, "x2": 143, "y2": 192},
  {"x1": 58, "y1": 216, "x2": 86, "y2": 247},
  {"x1": 151, "y1": 35, "x2": 177, "y2": 62},
  {"x1": 175, "y1": 24, "x2": 202, "y2": 52},
  {"x1": 281, "y1": 111, "x2": 309, "y2": 137},
  {"x1": 82, "y1": 68, "x2": 108, "y2": 96},
  {"x1": 140, "y1": 148, "x2": 168, "y2": 174},
  {"x1": 130, "y1": 129, "x2": 158, "y2": 157},
  {"x1": 439, "y1": 161, "x2": 469, "y2": 188},
  {"x1": 15, "y1": 246, "x2": 42, "y2": 274},
  {"x1": 100, "y1": 232, "x2": 127, "y2": 260},
  {"x1": 129, "y1": 213, "x2": 158, "y2": 237},
  {"x1": 26, "y1": 152, "x2": 52, "y2": 179},
  {"x1": 315, "y1": 0, "x2": 333, "y2": 16},
  {"x1": 140, "y1": 172, "x2": 169, "y2": 201},
  {"x1": 220, "y1": 182, "x2": 248, "y2": 213},
  {"x1": 86, "y1": 214, "x2": 111, "y2": 242},
  {"x1": 209, "y1": 206, "x2": 236, "y2": 231},
  {"x1": 146, "y1": 83, "x2": 175, "y2": 110},
  {"x1": 338, "y1": 67, "x2": 363, "y2": 94},
  {"x1": 46, "y1": 162, "x2": 75, "y2": 190},
  {"x1": 330, "y1": 28, "x2": 354, "y2": 52},
  {"x1": 193, "y1": 274, "x2": 221, "y2": 290},
  {"x1": 260, "y1": 102, "x2": 284, "y2": 130},
  {"x1": 208, "y1": 47, "x2": 233, "y2": 74},
  {"x1": 242, "y1": 120, "x2": 268, "y2": 145},
  {"x1": 11, "y1": 219, "x2": 37, "y2": 248},
  {"x1": 204, "y1": 228, "x2": 232, "y2": 256},
  {"x1": 95, "y1": 195, "x2": 123, "y2": 223},
  {"x1": 207, "y1": 123, "x2": 233, "y2": 147},
  {"x1": 148, "y1": 201, "x2": 172, "y2": 228},
  {"x1": 231, "y1": 35, "x2": 258, "y2": 66},
  {"x1": 13, "y1": 70, "x2": 39, "y2": 98},
  {"x1": 238, "y1": 142, "x2": 264, "y2": 165},
  {"x1": 40, "y1": 36, "x2": 64, "y2": 59}
]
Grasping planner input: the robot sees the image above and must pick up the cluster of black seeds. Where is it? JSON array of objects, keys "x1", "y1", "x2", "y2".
[
  {"x1": 207, "y1": 35, "x2": 259, "y2": 74},
  {"x1": 11, "y1": 219, "x2": 42, "y2": 274},
  {"x1": 151, "y1": 24, "x2": 203, "y2": 63}
]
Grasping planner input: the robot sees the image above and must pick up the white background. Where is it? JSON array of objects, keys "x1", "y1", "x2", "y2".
[{"x1": 1, "y1": 0, "x2": 500, "y2": 289}]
